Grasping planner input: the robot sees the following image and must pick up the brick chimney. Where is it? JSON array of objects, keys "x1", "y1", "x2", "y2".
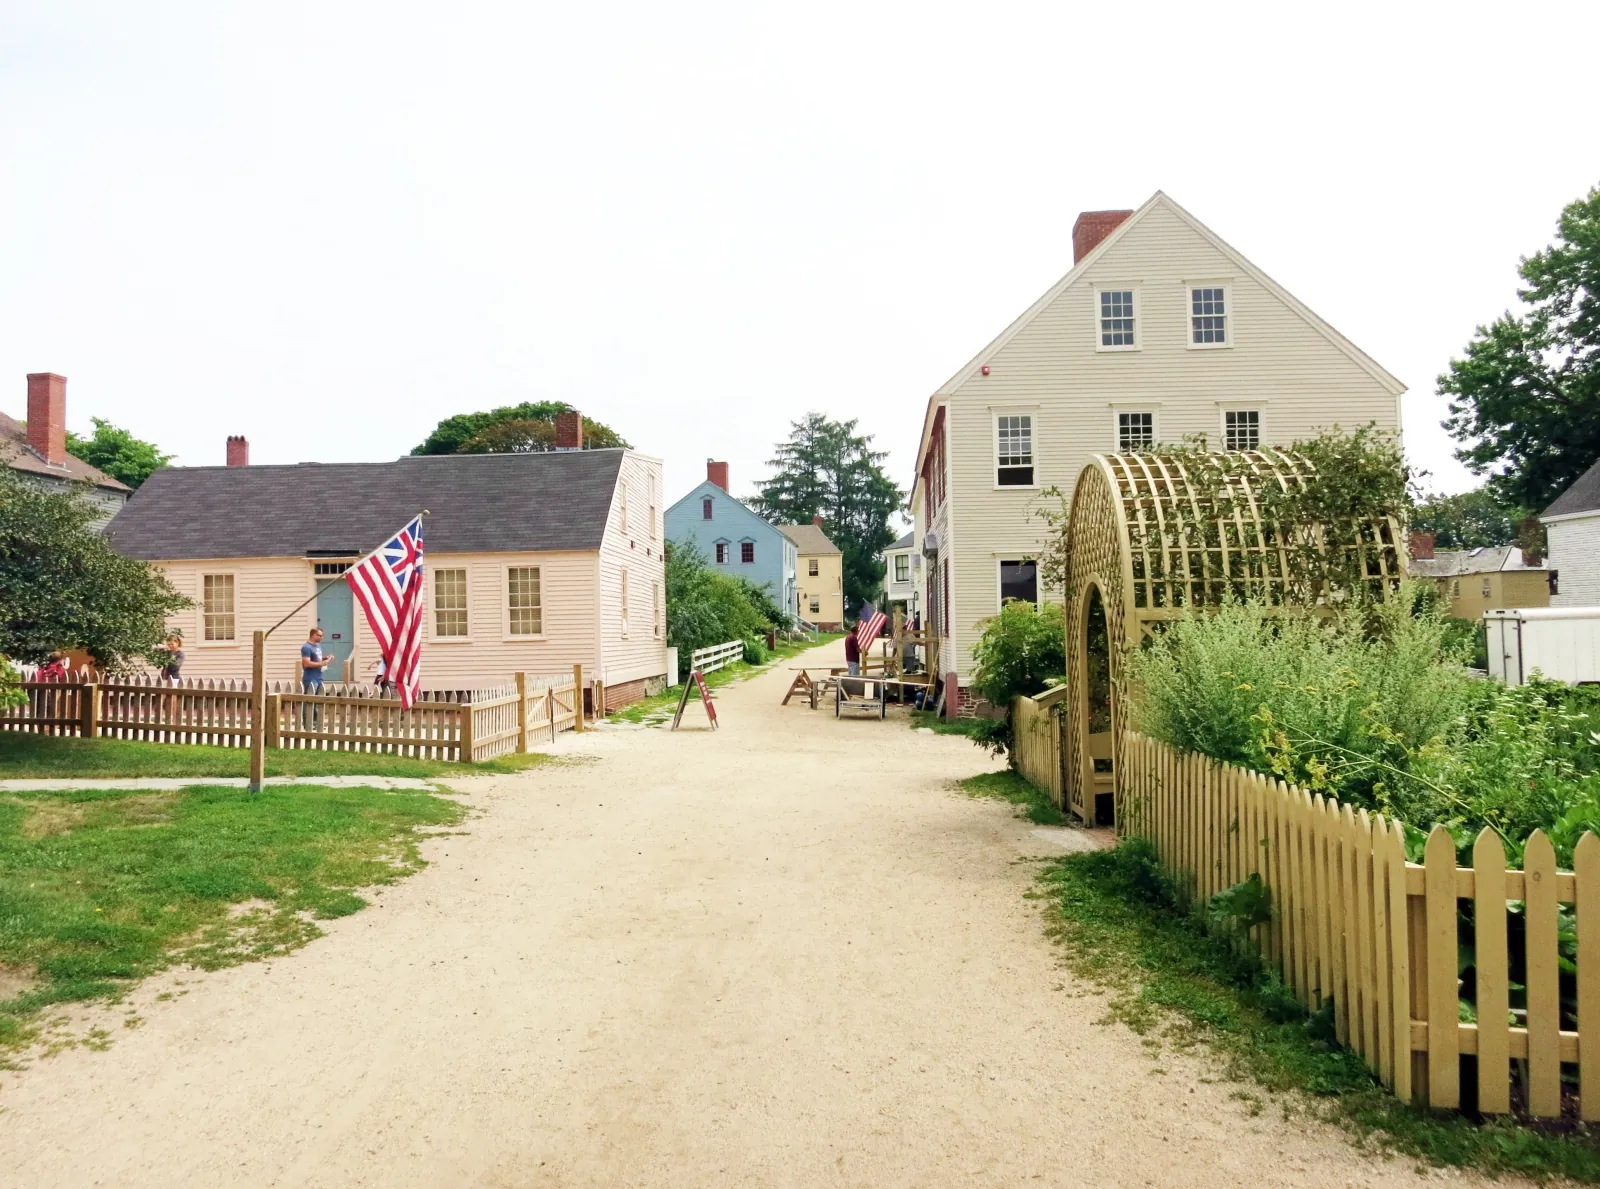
[
  {"x1": 25, "y1": 373, "x2": 67, "y2": 467},
  {"x1": 226, "y1": 435, "x2": 249, "y2": 467},
  {"x1": 706, "y1": 459, "x2": 729, "y2": 491},
  {"x1": 1408, "y1": 531, "x2": 1436, "y2": 561},
  {"x1": 1072, "y1": 210, "x2": 1134, "y2": 264},
  {"x1": 554, "y1": 409, "x2": 583, "y2": 451},
  {"x1": 812, "y1": 514, "x2": 824, "y2": 529}
]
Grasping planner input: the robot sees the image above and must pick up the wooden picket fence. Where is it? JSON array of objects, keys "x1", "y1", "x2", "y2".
[
  {"x1": 1120, "y1": 731, "x2": 1600, "y2": 1118},
  {"x1": 0, "y1": 670, "x2": 585, "y2": 763},
  {"x1": 1013, "y1": 690, "x2": 1067, "y2": 805}
]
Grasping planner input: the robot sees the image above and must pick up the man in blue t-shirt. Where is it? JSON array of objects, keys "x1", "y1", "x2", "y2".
[{"x1": 301, "y1": 628, "x2": 330, "y2": 691}]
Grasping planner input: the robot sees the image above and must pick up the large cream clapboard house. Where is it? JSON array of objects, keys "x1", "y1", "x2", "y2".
[
  {"x1": 108, "y1": 442, "x2": 669, "y2": 711},
  {"x1": 911, "y1": 191, "x2": 1405, "y2": 712}
]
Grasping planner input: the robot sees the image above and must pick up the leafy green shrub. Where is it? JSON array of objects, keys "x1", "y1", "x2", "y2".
[
  {"x1": 665, "y1": 542, "x2": 779, "y2": 678},
  {"x1": 742, "y1": 638, "x2": 769, "y2": 665},
  {"x1": 967, "y1": 600, "x2": 1066, "y2": 760}
]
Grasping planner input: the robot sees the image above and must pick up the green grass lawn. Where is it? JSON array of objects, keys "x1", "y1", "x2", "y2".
[
  {"x1": 1039, "y1": 840, "x2": 1600, "y2": 1181},
  {"x1": 611, "y1": 633, "x2": 847, "y2": 724},
  {"x1": 959, "y1": 770, "x2": 1066, "y2": 824},
  {"x1": 0, "y1": 780, "x2": 465, "y2": 1051},
  {"x1": 910, "y1": 708, "x2": 990, "y2": 739},
  {"x1": 0, "y1": 732, "x2": 550, "y2": 780}
]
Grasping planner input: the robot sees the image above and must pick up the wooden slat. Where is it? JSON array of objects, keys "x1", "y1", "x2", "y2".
[
  {"x1": 1329, "y1": 798, "x2": 1350, "y2": 1044},
  {"x1": 1387, "y1": 816, "x2": 1412, "y2": 1102},
  {"x1": 1579, "y1": 832, "x2": 1600, "y2": 1121},
  {"x1": 1473, "y1": 827, "x2": 1511, "y2": 1114},
  {"x1": 1355, "y1": 808, "x2": 1378, "y2": 1066},
  {"x1": 1371, "y1": 813, "x2": 1395, "y2": 1089},
  {"x1": 1524, "y1": 829, "x2": 1561, "y2": 1118},
  {"x1": 1424, "y1": 824, "x2": 1460, "y2": 1108}
]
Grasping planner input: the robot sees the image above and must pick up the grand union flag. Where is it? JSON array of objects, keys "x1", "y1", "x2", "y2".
[{"x1": 346, "y1": 515, "x2": 426, "y2": 708}]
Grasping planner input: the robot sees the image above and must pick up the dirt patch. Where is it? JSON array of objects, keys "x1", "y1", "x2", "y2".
[
  {"x1": 108, "y1": 792, "x2": 178, "y2": 828},
  {"x1": 0, "y1": 963, "x2": 38, "y2": 1002},
  {"x1": 14, "y1": 798, "x2": 90, "y2": 839}
]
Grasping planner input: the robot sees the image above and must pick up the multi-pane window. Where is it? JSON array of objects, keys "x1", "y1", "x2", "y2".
[
  {"x1": 894, "y1": 554, "x2": 910, "y2": 582},
  {"x1": 702, "y1": 497, "x2": 714, "y2": 520},
  {"x1": 740, "y1": 541, "x2": 755, "y2": 564},
  {"x1": 653, "y1": 581, "x2": 662, "y2": 637},
  {"x1": 507, "y1": 566, "x2": 542, "y2": 635},
  {"x1": 1482, "y1": 578, "x2": 1493, "y2": 599},
  {"x1": 808, "y1": 558, "x2": 819, "y2": 576},
  {"x1": 1099, "y1": 289, "x2": 1136, "y2": 347},
  {"x1": 1118, "y1": 412, "x2": 1154, "y2": 451},
  {"x1": 621, "y1": 568, "x2": 630, "y2": 629},
  {"x1": 996, "y1": 414, "x2": 1034, "y2": 486},
  {"x1": 1224, "y1": 410, "x2": 1260, "y2": 451},
  {"x1": 810, "y1": 598, "x2": 820, "y2": 614},
  {"x1": 202, "y1": 574, "x2": 235, "y2": 641},
  {"x1": 1191, "y1": 286, "x2": 1227, "y2": 344},
  {"x1": 434, "y1": 568, "x2": 468, "y2": 637},
  {"x1": 1000, "y1": 560, "x2": 1038, "y2": 605},
  {"x1": 715, "y1": 541, "x2": 729, "y2": 564}
]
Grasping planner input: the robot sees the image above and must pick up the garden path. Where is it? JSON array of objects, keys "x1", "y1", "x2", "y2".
[{"x1": 0, "y1": 639, "x2": 1509, "y2": 1187}]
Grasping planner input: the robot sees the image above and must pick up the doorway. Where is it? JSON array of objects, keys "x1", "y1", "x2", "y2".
[
  {"x1": 1082, "y1": 584, "x2": 1115, "y2": 824},
  {"x1": 316, "y1": 577, "x2": 355, "y2": 685}
]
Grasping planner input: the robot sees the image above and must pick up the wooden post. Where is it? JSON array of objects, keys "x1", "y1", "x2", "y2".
[
  {"x1": 1408, "y1": 883, "x2": 1430, "y2": 1106},
  {"x1": 595, "y1": 679, "x2": 606, "y2": 720},
  {"x1": 263, "y1": 694, "x2": 281, "y2": 749},
  {"x1": 573, "y1": 663, "x2": 584, "y2": 733},
  {"x1": 459, "y1": 699, "x2": 476, "y2": 764},
  {"x1": 249, "y1": 630, "x2": 266, "y2": 793},
  {"x1": 81, "y1": 682, "x2": 99, "y2": 739},
  {"x1": 515, "y1": 672, "x2": 529, "y2": 753}
]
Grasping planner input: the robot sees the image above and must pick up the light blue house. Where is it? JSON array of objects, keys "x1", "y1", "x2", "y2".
[{"x1": 666, "y1": 460, "x2": 796, "y2": 617}]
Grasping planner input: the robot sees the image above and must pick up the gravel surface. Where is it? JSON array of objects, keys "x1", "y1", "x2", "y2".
[{"x1": 0, "y1": 640, "x2": 1508, "y2": 1187}]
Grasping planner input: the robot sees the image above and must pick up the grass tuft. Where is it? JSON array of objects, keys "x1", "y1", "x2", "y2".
[
  {"x1": 958, "y1": 770, "x2": 1066, "y2": 825},
  {"x1": 0, "y1": 781, "x2": 464, "y2": 1049},
  {"x1": 1039, "y1": 839, "x2": 1600, "y2": 1181}
]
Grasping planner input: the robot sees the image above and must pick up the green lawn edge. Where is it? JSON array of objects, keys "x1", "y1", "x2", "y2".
[{"x1": 611, "y1": 633, "x2": 847, "y2": 724}]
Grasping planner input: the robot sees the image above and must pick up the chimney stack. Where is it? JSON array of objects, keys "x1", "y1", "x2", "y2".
[
  {"x1": 25, "y1": 373, "x2": 67, "y2": 467},
  {"x1": 706, "y1": 459, "x2": 729, "y2": 491},
  {"x1": 226, "y1": 436, "x2": 250, "y2": 467},
  {"x1": 812, "y1": 514, "x2": 824, "y2": 529},
  {"x1": 1071, "y1": 209, "x2": 1134, "y2": 263},
  {"x1": 1408, "y1": 531, "x2": 1436, "y2": 561},
  {"x1": 554, "y1": 409, "x2": 583, "y2": 451}
]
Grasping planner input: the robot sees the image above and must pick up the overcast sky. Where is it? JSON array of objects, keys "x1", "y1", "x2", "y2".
[{"x1": 3, "y1": 1, "x2": 1595, "y2": 514}]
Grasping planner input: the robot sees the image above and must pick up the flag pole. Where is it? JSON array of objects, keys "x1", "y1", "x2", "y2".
[{"x1": 248, "y1": 511, "x2": 429, "y2": 794}]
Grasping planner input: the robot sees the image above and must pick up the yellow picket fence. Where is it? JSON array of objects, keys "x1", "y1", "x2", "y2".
[
  {"x1": 1120, "y1": 732, "x2": 1600, "y2": 1117},
  {"x1": 1014, "y1": 691, "x2": 1066, "y2": 806}
]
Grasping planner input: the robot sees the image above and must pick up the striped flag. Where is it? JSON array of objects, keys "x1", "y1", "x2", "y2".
[
  {"x1": 855, "y1": 602, "x2": 888, "y2": 654},
  {"x1": 346, "y1": 515, "x2": 427, "y2": 708}
]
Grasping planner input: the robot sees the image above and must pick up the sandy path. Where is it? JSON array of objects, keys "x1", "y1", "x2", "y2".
[{"x1": 1, "y1": 640, "x2": 1495, "y2": 1187}]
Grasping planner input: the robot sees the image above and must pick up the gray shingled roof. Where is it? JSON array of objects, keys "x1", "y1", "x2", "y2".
[
  {"x1": 0, "y1": 412, "x2": 130, "y2": 492},
  {"x1": 886, "y1": 530, "x2": 914, "y2": 551},
  {"x1": 1544, "y1": 457, "x2": 1600, "y2": 519},
  {"x1": 107, "y1": 450, "x2": 624, "y2": 560},
  {"x1": 1409, "y1": 545, "x2": 1544, "y2": 578}
]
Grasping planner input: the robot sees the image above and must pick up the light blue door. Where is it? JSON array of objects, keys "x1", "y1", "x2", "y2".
[{"x1": 316, "y1": 578, "x2": 355, "y2": 684}]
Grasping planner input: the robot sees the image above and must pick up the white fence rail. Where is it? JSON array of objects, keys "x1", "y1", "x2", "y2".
[{"x1": 691, "y1": 640, "x2": 745, "y2": 675}]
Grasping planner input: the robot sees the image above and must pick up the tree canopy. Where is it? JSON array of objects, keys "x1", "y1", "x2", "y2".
[
  {"x1": 748, "y1": 413, "x2": 903, "y2": 616},
  {"x1": 1409, "y1": 487, "x2": 1530, "y2": 549},
  {"x1": 411, "y1": 401, "x2": 630, "y2": 455},
  {"x1": 65, "y1": 418, "x2": 172, "y2": 489},
  {"x1": 664, "y1": 541, "x2": 779, "y2": 676},
  {"x1": 1441, "y1": 185, "x2": 1600, "y2": 511},
  {"x1": 0, "y1": 469, "x2": 188, "y2": 668}
]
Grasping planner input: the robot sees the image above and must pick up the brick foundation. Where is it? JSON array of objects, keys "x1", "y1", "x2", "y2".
[{"x1": 597, "y1": 673, "x2": 669, "y2": 714}]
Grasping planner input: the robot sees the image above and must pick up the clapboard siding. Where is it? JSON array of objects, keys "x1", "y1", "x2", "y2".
[
  {"x1": 931, "y1": 194, "x2": 1404, "y2": 686},
  {"x1": 597, "y1": 453, "x2": 671, "y2": 686},
  {"x1": 1550, "y1": 516, "x2": 1600, "y2": 607}
]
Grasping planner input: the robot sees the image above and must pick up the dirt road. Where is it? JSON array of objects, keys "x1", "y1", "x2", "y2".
[{"x1": 2, "y1": 640, "x2": 1492, "y2": 1187}]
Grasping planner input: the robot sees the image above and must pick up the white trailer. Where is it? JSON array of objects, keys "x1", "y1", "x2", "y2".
[{"x1": 1483, "y1": 607, "x2": 1600, "y2": 686}]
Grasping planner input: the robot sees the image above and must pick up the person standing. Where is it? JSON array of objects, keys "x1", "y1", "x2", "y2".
[
  {"x1": 160, "y1": 635, "x2": 184, "y2": 682},
  {"x1": 844, "y1": 626, "x2": 861, "y2": 677},
  {"x1": 300, "y1": 628, "x2": 330, "y2": 691}
]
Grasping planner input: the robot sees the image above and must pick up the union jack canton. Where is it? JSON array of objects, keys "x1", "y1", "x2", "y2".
[{"x1": 346, "y1": 515, "x2": 427, "y2": 708}]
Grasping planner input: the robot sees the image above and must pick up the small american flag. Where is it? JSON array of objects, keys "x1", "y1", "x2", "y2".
[
  {"x1": 855, "y1": 602, "x2": 888, "y2": 654},
  {"x1": 347, "y1": 515, "x2": 427, "y2": 708}
]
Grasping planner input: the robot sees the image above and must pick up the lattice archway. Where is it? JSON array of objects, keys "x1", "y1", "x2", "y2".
[{"x1": 1061, "y1": 450, "x2": 1404, "y2": 825}]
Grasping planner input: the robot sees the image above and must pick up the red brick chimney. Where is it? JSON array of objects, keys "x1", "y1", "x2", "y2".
[
  {"x1": 1072, "y1": 210, "x2": 1134, "y2": 264},
  {"x1": 812, "y1": 514, "x2": 824, "y2": 529},
  {"x1": 226, "y1": 435, "x2": 249, "y2": 467},
  {"x1": 25, "y1": 373, "x2": 67, "y2": 467},
  {"x1": 707, "y1": 459, "x2": 729, "y2": 491},
  {"x1": 1408, "y1": 531, "x2": 1436, "y2": 561},
  {"x1": 554, "y1": 409, "x2": 583, "y2": 451}
]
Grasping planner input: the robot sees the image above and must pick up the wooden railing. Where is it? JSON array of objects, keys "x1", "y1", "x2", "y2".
[
  {"x1": 691, "y1": 640, "x2": 745, "y2": 675},
  {"x1": 0, "y1": 670, "x2": 586, "y2": 764},
  {"x1": 1120, "y1": 732, "x2": 1600, "y2": 1117}
]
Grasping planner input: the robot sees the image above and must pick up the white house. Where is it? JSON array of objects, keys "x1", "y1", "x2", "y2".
[
  {"x1": 1542, "y1": 457, "x2": 1600, "y2": 607},
  {"x1": 910, "y1": 191, "x2": 1405, "y2": 712},
  {"x1": 880, "y1": 531, "x2": 918, "y2": 617}
]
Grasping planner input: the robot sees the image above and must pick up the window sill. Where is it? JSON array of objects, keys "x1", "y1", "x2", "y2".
[
  {"x1": 196, "y1": 640, "x2": 242, "y2": 648},
  {"x1": 993, "y1": 483, "x2": 1040, "y2": 491},
  {"x1": 1187, "y1": 341, "x2": 1232, "y2": 351},
  {"x1": 503, "y1": 634, "x2": 549, "y2": 643},
  {"x1": 429, "y1": 636, "x2": 474, "y2": 644},
  {"x1": 1095, "y1": 344, "x2": 1141, "y2": 353}
]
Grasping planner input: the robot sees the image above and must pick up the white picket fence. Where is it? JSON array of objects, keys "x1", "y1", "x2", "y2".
[{"x1": 690, "y1": 640, "x2": 745, "y2": 675}]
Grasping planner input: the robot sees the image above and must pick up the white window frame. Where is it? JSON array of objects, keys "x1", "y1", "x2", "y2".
[
  {"x1": 431, "y1": 567, "x2": 471, "y2": 641},
  {"x1": 653, "y1": 580, "x2": 662, "y2": 637},
  {"x1": 1220, "y1": 408, "x2": 1263, "y2": 452},
  {"x1": 504, "y1": 564, "x2": 545, "y2": 639},
  {"x1": 714, "y1": 539, "x2": 730, "y2": 565},
  {"x1": 200, "y1": 572, "x2": 238, "y2": 645},
  {"x1": 620, "y1": 567, "x2": 630, "y2": 638},
  {"x1": 992, "y1": 410, "x2": 1038, "y2": 489},
  {"x1": 619, "y1": 481, "x2": 629, "y2": 536},
  {"x1": 1093, "y1": 284, "x2": 1141, "y2": 352},
  {"x1": 996, "y1": 558, "x2": 1040, "y2": 608},
  {"x1": 1111, "y1": 405, "x2": 1159, "y2": 452},
  {"x1": 894, "y1": 554, "x2": 910, "y2": 583},
  {"x1": 809, "y1": 597, "x2": 821, "y2": 615},
  {"x1": 1186, "y1": 281, "x2": 1232, "y2": 350}
]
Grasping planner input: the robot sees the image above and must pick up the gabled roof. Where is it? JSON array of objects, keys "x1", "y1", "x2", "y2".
[
  {"x1": 107, "y1": 449, "x2": 626, "y2": 560},
  {"x1": 0, "y1": 412, "x2": 130, "y2": 492},
  {"x1": 912, "y1": 190, "x2": 1408, "y2": 481},
  {"x1": 1543, "y1": 457, "x2": 1600, "y2": 520},
  {"x1": 884, "y1": 530, "x2": 914, "y2": 552},
  {"x1": 778, "y1": 523, "x2": 841, "y2": 555},
  {"x1": 1409, "y1": 545, "x2": 1546, "y2": 578}
]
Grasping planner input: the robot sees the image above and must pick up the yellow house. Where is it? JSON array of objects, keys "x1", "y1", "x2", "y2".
[
  {"x1": 106, "y1": 442, "x2": 670, "y2": 711},
  {"x1": 781, "y1": 518, "x2": 844, "y2": 630},
  {"x1": 1409, "y1": 542, "x2": 1551, "y2": 621}
]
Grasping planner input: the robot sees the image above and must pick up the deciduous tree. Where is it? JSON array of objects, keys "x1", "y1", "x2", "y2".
[
  {"x1": 412, "y1": 401, "x2": 630, "y2": 455},
  {"x1": 65, "y1": 418, "x2": 172, "y2": 489}
]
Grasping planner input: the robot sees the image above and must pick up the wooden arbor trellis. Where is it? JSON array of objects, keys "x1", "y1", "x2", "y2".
[{"x1": 1060, "y1": 449, "x2": 1405, "y2": 825}]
